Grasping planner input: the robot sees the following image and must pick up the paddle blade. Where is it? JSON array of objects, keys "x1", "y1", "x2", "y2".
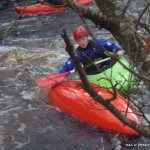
[{"x1": 35, "y1": 72, "x2": 70, "y2": 87}]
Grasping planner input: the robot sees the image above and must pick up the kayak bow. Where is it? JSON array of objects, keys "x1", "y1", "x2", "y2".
[{"x1": 48, "y1": 80, "x2": 140, "y2": 136}]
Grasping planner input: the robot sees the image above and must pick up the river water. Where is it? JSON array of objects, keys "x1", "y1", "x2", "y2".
[{"x1": 0, "y1": 1, "x2": 150, "y2": 150}]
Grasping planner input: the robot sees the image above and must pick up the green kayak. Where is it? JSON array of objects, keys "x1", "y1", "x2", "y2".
[{"x1": 86, "y1": 55, "x2": 134, "y2": 94}]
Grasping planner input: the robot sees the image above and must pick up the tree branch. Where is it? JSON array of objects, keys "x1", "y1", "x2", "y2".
[{"x1": 61, "y1": 29, "x2": 150, "y2": 138}]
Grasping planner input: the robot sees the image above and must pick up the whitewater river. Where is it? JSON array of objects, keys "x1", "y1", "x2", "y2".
[{"x1": 0, "y1": 1, "x2": 150, "y2": 150}]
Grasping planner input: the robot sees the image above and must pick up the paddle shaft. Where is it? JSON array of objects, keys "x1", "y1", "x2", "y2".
[
  {"x1": 35, "y1": 57, "x2": 111, "y2": 87},
  {"x1": 69, "y1": 57, "x2": 111, "y2": 74}
]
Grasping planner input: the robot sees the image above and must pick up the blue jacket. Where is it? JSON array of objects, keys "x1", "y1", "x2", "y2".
[{"x1": 59, "y1": 38, "x2": 122, "y2": 74}]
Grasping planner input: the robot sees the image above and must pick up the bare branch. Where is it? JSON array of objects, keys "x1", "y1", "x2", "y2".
[
  {"x1": 136, "y1": 2, "x2": 150, "y2": 28},
  {"x1": 122, "y1": 0, "x2": 133, "y2": 14}
]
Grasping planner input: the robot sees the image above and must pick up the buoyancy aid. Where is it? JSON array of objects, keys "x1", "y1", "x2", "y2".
[{"x1": 77, "y1": 40, "x2": 110, "y2": 74}]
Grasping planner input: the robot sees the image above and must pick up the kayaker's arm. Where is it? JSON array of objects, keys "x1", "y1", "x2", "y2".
[
  {"x1": 98, "y1": 38, "x2": 125, "y2": 57},
  {"x1": 59, "y1": 58, "x2": 74, "y2": 73}
]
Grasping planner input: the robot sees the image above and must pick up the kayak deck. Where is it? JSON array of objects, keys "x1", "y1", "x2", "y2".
[
  {"x1": 48, "y1": 80, "x2": 140, "y2": 136},
  {"x1": 86, "y1": 56, "x2": 134, "y2": 94}
]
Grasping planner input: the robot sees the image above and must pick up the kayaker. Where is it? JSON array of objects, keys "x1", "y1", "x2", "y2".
[{"x1": 59, "y1": 25, "x2": 125, "y2": 74}]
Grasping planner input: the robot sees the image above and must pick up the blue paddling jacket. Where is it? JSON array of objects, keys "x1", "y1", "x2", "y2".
[{"x1": 59, "y1": 38, "x2": 122, "y2": 74}]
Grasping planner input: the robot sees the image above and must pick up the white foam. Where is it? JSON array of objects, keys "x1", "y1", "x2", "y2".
[
  {"x1": 17, "y1": 123, "x2": 26, "y2": 133},
  {"x1": 11, "y1": 135, "x2": 30, "y2": 149},
  {"x1": 20, "y1": 91, "x2": 34, "y2": 100},
  {"x1": 0, "y1": 107, "x2": 22, "y2": 116},
  {"x1": 0, "y1": 46, "x2": 12, "y2": 52}
]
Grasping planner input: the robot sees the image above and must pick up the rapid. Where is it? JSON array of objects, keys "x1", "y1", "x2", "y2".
[{"x1": 0, "y1": 1, "x2": 150, "y2": 150}]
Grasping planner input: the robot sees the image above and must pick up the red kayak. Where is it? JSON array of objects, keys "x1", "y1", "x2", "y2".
[
  {"x1": 145, "y1": 38, "x2": 150, "y2": 48},
  {"x1": 15, "y1": 0, "x2": 93, "y2": 14},
  {"x1": 47, "y1": 80, "x2": 140, "y2": 136}
]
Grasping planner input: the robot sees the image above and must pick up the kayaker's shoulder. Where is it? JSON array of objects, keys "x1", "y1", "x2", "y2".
[
  {"x1": 96, "y1": 38, "x2": 108, "y2": 46},
  {"x1": 97, "y1": 38, "x2": 107, "y2": 43}
]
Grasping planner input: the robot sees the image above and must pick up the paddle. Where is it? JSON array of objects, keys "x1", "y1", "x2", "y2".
[
  {"x1": 35, "y1": 57, "x2": 111, "y2": 88},
  {"x1": 35, "y1": 70, "x2": 74, "y2": 88}
]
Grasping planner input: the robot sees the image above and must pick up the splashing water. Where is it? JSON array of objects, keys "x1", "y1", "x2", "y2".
[{"x1": 0, "y1": 1, "x2": 150, "y2": 150}]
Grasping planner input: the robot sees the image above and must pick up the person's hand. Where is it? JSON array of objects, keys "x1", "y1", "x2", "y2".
[{"x1": 116, "y1": 50, "x2": 125, "y2": 57}]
